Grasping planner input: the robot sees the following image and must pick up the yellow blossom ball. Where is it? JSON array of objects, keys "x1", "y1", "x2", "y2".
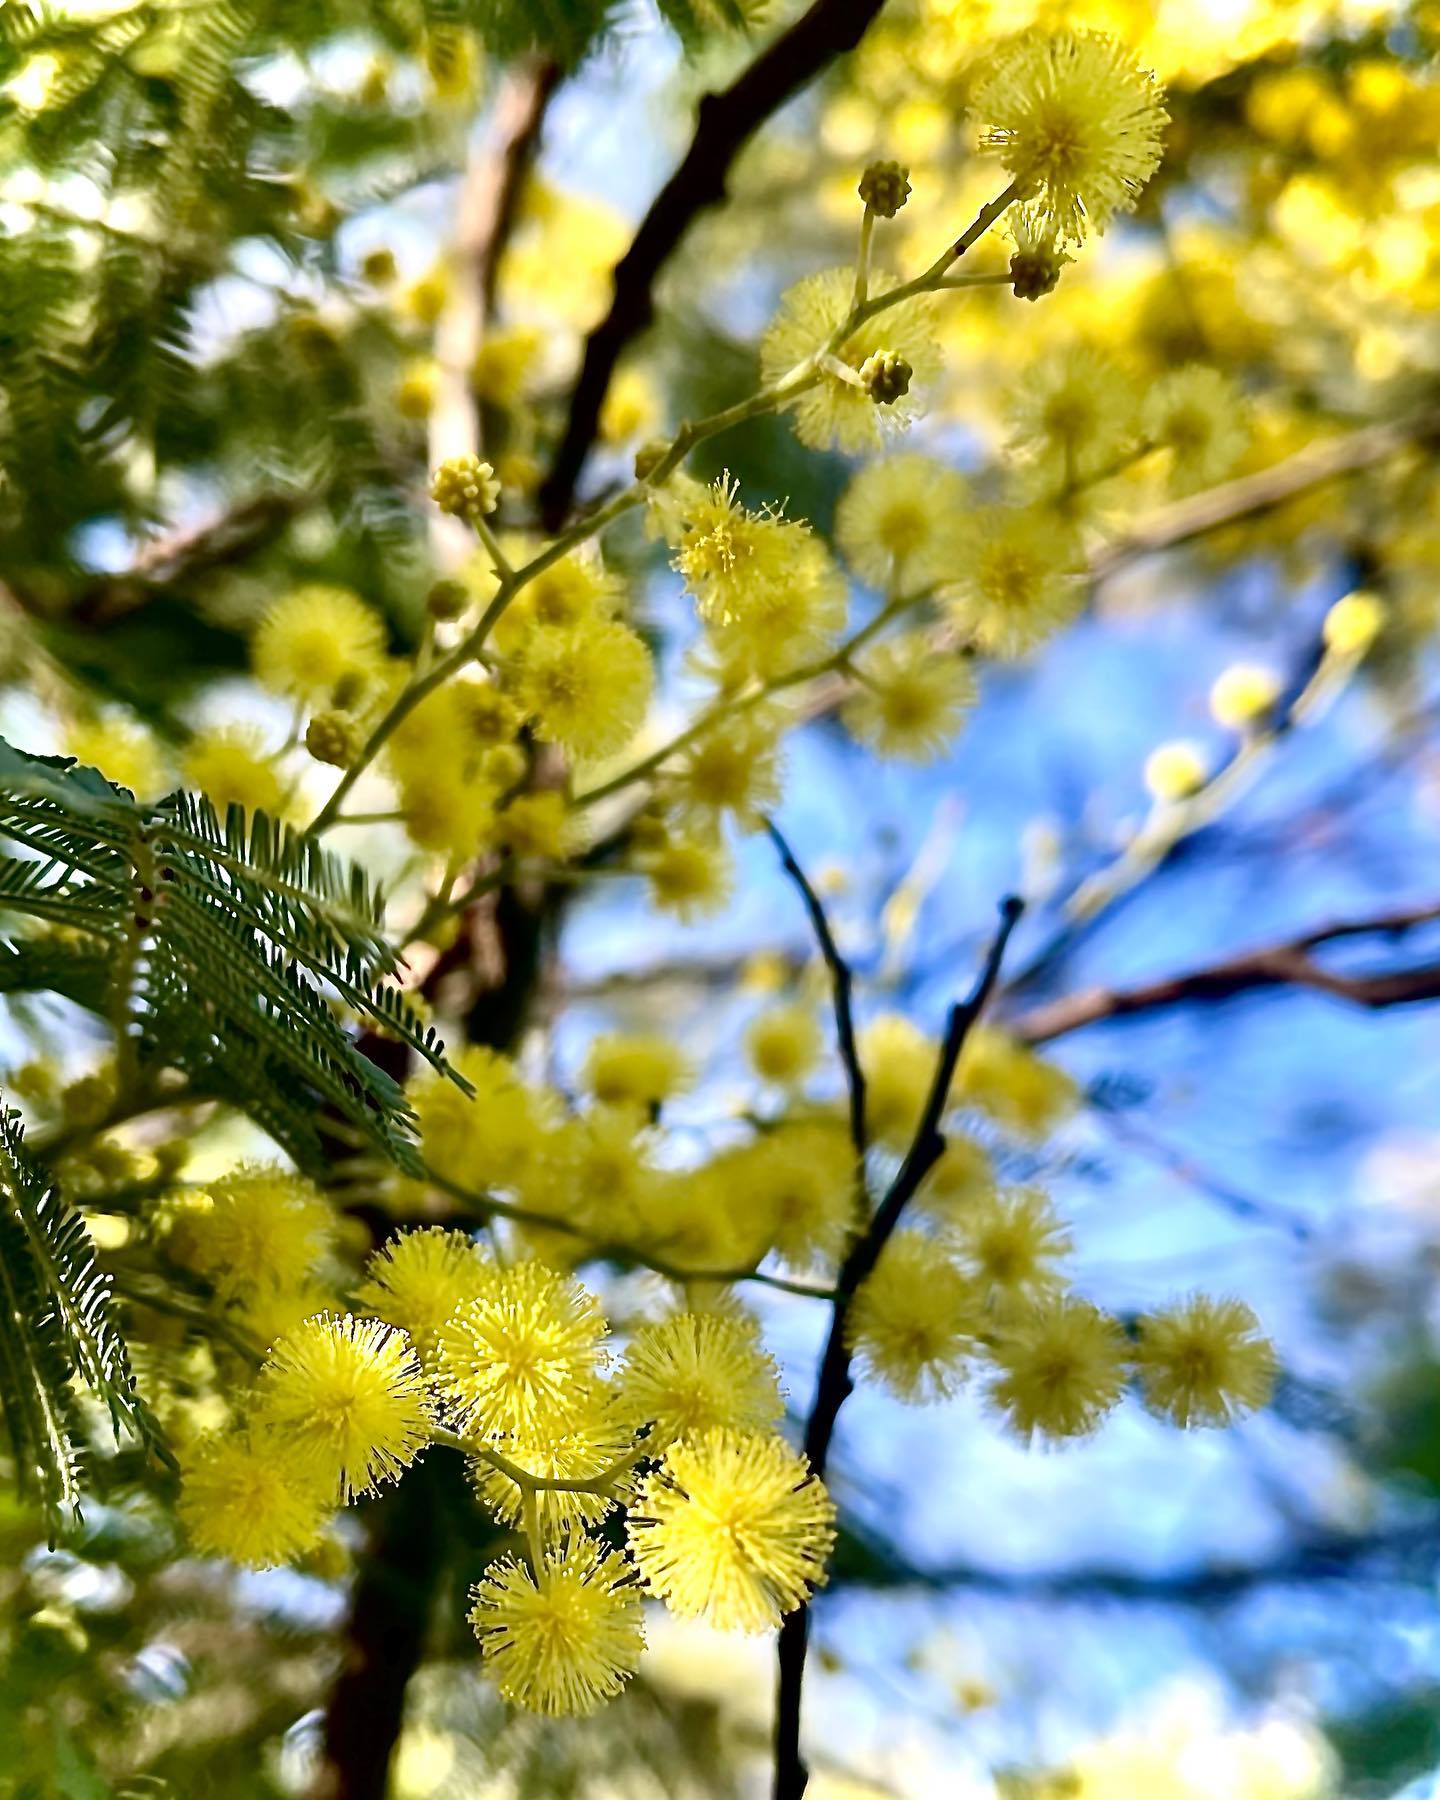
[
  {"x1": 254, "y1": 1313, "x2": 432, "y2": 1500},
  {"x1": 469, "y1": 1539, "x2": 644, "y2": 1716},
  {"x1": 395, "y1": 359, "x2": 439, "y2": 420},
  {"x1": 178, "y1": 1431, "x2": 333, "y2": 1568},
  {"x1": 66, "y1": 716, "x2": 170, "y2": 802},
  {"x1": 1209, "y1": 662, "x2": 1281, "y2": 730},
  {"x1": 355, "y1": 1227, "x2": 495, "y2": 1362},
  {"x1": 182, "y1": 727, "x2": 286, "y2": 817},
  {"x1": 843, "y1": 635, "x2": 976, "y2": 763},
  {"x1": 835, "y1": 454, "x2": 966, "y2": 592},
  {"x1": 252, "y1": 585, "x2": 386, "y2": 705},
  {"x1": 628, "y1": 1428, "x2": 835, "y2": 1633},
  {"x1": 847, "y1": 1233, "x2": 979, "y2": 1402},
  {"x1": 640, "y1": 832, "x2": 733, "y2": 921},
  {"x1": 617, "y1": 1311, "x2": 783, "y2": 1449},
  {"x1": 583, "y1": 1033, "x2": 693, "y2": 1114},
  {"x1": 988, "y1": 1296, "x2": 1127, "y2": 1441},
  {"x1": 971, "y1": 28, "x2": 1168, "y2": 244},
  {"x1": 1143, "y1": 740, "x2": 1208, "y2": 803},
  {"x1": 745, "y1": 1002, "x2": 823, "y2": 1090},
  {"x1": 1322, "y1": 590, "x2": 1386, "y2": 657},
  {"x1": 1132, "y1": 1294, "x2": 1276, "y2": 1427},
  {"x1": 858, "y1": 1012, "x2": 936, "y2": 1149}
]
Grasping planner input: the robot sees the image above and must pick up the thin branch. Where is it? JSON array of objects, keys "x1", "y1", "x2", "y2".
[
  {"x1": 772, "y1": 894, "x2": 1023, "y2": 1800},
  {"x1": 538, "y1": 0, "x2": 889, "y2": 526},
  {"x1": 430, "y1": 59, "x2": 560, "y2": 475},
  {"x1": 1009, "y1": 899, "x2": 1440, "y2": 1044},
  {"x1": 765, "y1": 818, "x2": 866, "y2": 1154},
  {"x1": 1090, "y1": 408, "x2": 1440, "y2": 583}
]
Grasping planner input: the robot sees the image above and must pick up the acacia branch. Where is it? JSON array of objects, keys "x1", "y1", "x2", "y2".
[
  {"x1": 538, "y1": 0, "x2": 888, "y2": 527},
  {"x1": 1009, "y1": 899, "x2": 1440, "y2": 1044},
  {"x1": 1090, "y1": 408, "x2": 1440, "y2": 582},
  {"x1": 773, "y1": 894, "x2": 1024, "y2": 1800},
  {"x1": 765, "y1": 819, "x2": 866, "y2": 1153}
]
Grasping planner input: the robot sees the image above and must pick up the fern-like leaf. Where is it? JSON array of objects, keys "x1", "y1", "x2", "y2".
[{"x1": 0, "y1": 740, "x2": 460, "y2": 1174}]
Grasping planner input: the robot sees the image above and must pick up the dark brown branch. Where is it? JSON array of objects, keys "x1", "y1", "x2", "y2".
[
  {"x1": 1009, "y1": 899, "x2": 1440, "y2": 1045},
  {"x1": 773, "y1": 895, "x2": 1024, "y2": 1800},
  {"x1": 538, "y1": 0, "x2": 888, "y2": 527},
  {"x1": 765, "y1": 818, "x2": 866, "y2": 1153}
]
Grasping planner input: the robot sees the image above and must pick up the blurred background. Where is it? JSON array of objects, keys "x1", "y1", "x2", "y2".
[{"x1": 4, "y1": 0, "x2": 1440, "y2": 1794}]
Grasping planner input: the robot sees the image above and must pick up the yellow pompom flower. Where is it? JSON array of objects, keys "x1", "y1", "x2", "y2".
[
  {"x1": 847, "y1": 1233, "x2": 978, "y2": 1402},
  {"x1": 395, "y1": 358, "x2": 439, "y2": 420},
  {"x1": 252, "y1": 585, "x2": 386, "y2": 704},
  {"x1": 671, "y1": 474, "x2": 814, "y2": 625},
  {"x1": 629, "y1": 1428, "x2": 835, "y2": 1633},
  {"x1": 66, "y1": 716, "x2": 170, "y2": 802},
  {"x1": 835, "y1": 455, "x2": 966, "y2": 591},
  {"x1": 599, "y1": 364, "x2": 660, "y2": 443},
  {"x1": 618, "y1": 1312, "x2": 783, "y2": 1449},
  {"x1": 640, "y1": 832, "x2": 733, "y2": 921},
  {"x1": 494, "y1": 791, "x2": 573, "y2": 861},
  {"x1": 1323, "y1": 590, "x2": 1386, "y2": 657},
  {"x1": 436, "y1": 1260, "x2": 607, "y2": 1439},
  {"x1": 355, "y1": 1227, "x2": 495, "y2": 1361},
  {"x1": 410, "y1": 1045, "x2": 555, "y2": 1191},
  {"x1": 472, "y1": 323, "x2": 544, "y2": 407},
  {"x1": 1142, "y1": 365, "x2": 1248, "y2": 493},
  {"x1": 255, "y1": 1313, "x2": 432, "y2": 1500},
  {"x1": 843, "y1": 636, "x2": 976, "y2": 763},
  {"x1": 178, "y1": 1431, "x2": 333, "y2": 1568},
  {"x1": 556, "y1": 1104, "x2": 663, "y2": 1242},
  {"x1": 746, "y1": 1002, "x2": 823, "y2": 1090},
  {"x1": 988, "y1": 1296, "x2": 1127, "y2": 1440},
  {"x1": 1132, "y1": 1295, "x2": 1276, "y2": 1427},
  {"x1": 227, "y1": 1278, "x2": 334, "y2": 1352},
  {"x1": 971, "y1": 28, "x2": 1167, "y2": 244},
  {"x1": 678, "y1": 709, "x2": 785, "y2": 827},
  {"x1": 1209, "y1": 662, "x2": 1281, "y2": 730},
  {"x1": 858, "y1": 1012, "x2": 936, "y2": 1148},
  {"x1": 511, "y1": 618, "x2": 653, "y2": 763},
  {"x1": 703, "y1": 537, "x2": 848, "y2": 682},
  {"x1": 954, "y1": 1026, "x2": 1078, "y2": 1140},
  {"x1": 1143, "y1": 740, "x2": 1208, "y2": 803},
  {"x1": 916, "y1": 1133, "x2": 996, "y2": 1220},
  {"x1": 469, "y1": 1538, "x2": 645, "y2": 1716},
  {"x1": 583, "y1": 1033, "x2": 693, "y2": 1114},
  {"x1": 469, "y1": 1395, "x2": 634, "y2": 1538},
  {"x1": 182, "y1": 727, "x2": 287, "y2": 818},
  {"x1": 1007, "y1": 345, "x2": 1139, "y2": 493},
  {"x1": 761, "y1": 267, "x2": 941, "y2": 452},
  {"x1": 746, "y1": 1123, "x2": 858, "y2": 1271},
  {"x1": 399, "y1": 770, "x2": 496, "y2": 861},
  {"x1": 944, "y1": 507, "x2": 1083, "y2": 659},
  {"x1": 177, "y1": 1166, "x2": 333, "y2": 1299},
  {"x1": 950, "y1": 1186, "x2": 1071, "y2": 1304},
  {"x1": 492, "y1": 549, "x2": 621, "y2": 656}
]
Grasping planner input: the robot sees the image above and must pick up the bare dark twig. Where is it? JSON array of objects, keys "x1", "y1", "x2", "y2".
[
  {"x1": 538, "y1": 0, "x2": 889, "y2": 526},
  {"x1": 1008, "y1": 898, "x2": 1440, "y2": 1044},
  {"x1": 765, "y1": 818, "x2": 866, "y2": 1154},
  {"x1": 772, "y1": 894, "x2": 1024, "y2": 1800}
]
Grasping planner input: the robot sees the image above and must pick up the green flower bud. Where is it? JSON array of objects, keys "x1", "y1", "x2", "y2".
[
  {"x1": 426, "y1": 577, "x2": 471, "y2": 621},
  {"x1": 858, "y1": 160, "x2": 911, "y2": 218},
  {"x1": 860, "y1": 350, "x2": 913, "y2": 406},
  {"x1": 306, "y1": 711, "x2": 359, "y2": 768},
  {"x1": 430, "y1": 455, "x2": 500, "y2": 522}
]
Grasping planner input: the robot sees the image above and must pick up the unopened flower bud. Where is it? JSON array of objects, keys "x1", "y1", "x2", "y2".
[
  {"x1": 426, "y1": 577, "x2": 470, "y2": 621},
  {"x1": 1010, "y1": 248, "x2": 1066, "y2": 302},
  {"x1": 858, "y1": 160, "x2": 911, "y2": 218},
  {"x1": 860, "y1": 350, "x2": 913, "y2": 406},
  {"x1": 306, "y1": 710, "x2": 359, "y2": 768},
  {"x1": 430, "y1": 454, "x2": 500, "y2": 522},
  {"x1": 1322, "y1": 589, "x2": 1385, "y2": 657}
]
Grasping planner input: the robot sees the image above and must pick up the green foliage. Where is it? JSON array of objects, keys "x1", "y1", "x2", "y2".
[
  {"x1": 0, "y1": 739, "x2": 457, "y2": 1174},
  {"x1": 0, "y1": 1104, "x2": 153, "y2": 1542}
]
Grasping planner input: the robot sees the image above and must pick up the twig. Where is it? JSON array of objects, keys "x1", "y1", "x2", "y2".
[
  {"x1": 1009, "y1": 898, "x2": 1440, "y2": 1044},
  {"x1": 538, "y1": 0, "x2": 890, "y2": 526},
  {"x1": 772, "y1": 895, "x2": 1023, "y2": 1800},
  {"x1": 765, "y1": 819, "x2": 866, "y2": 1154}
]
